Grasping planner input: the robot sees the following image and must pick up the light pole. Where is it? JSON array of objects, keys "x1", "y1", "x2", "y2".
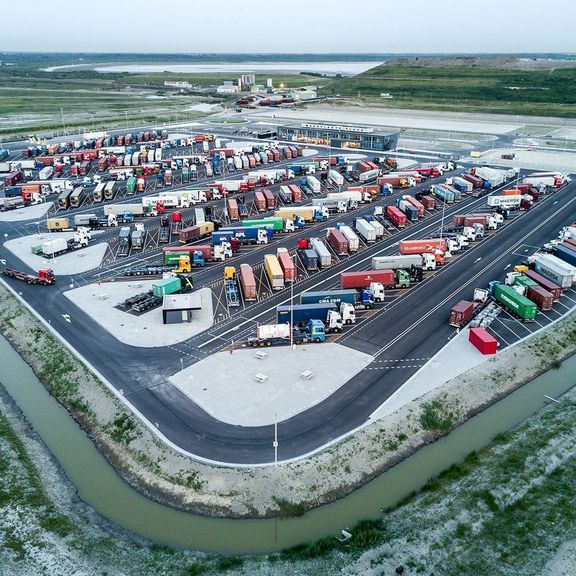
[
  {"x1": 273, "y1": 413, "x2": 278, "y2": 465},
  {"x1": 180, "y1": 357, "x2": 183, "y2": 372},
  {"x1": 440, "y1": 200, "x2": 446, "y2": 239},
  {"x1": 290, "y1": 277, "x2": 294, "y2": 348}
]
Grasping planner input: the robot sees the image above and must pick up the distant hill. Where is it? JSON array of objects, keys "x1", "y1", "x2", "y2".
[{"x1": 321, "y1": 56, "x2": 576, "y2": 117}]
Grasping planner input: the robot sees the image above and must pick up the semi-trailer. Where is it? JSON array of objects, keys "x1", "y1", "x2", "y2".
[
  {"x1": 212, "y1": 226, "x2": 270, "y2": 246},
  {"x1": 449, "y1": 300, "x2": 479, "y2": 328},
  {"x1": 523, "y1": 270, "x2": 563, "y2": 301},
  {"x1": 311, "y1": 197, "x2": 347, "y2": 213},
  {"x1": 386, "y1": 205, "x2": 407, "y2": 227},
  {"x1": 341, "y1": 269, "x2": 410, "y2": 289},
  {"x1": 239, "y1": 264, "x2": 257, "y2": 301},
  {"x1": 553, "y1": 244, "x2": 576, "y2": 268},
  {"x1": 337, "y1": 225, "x2": 360, "y2": 251},
  {"x1": 1, "y1": 268, "x2": 55, "y2": 286},
  {"x1": 277, "y1": 248, "x2": 296, "y2": 282},
  {"x1": 274, "y1": 206, "x2": 328, "y2": 222},
  {"x1": 399, "y1": 239, "x2": 448, "y2": 255},
  {"x1": 492, "y1": 283, "x2": 538, "y2": 321},
  {"x1": 299, "y1": 248, "x2": 318, "y2": 271},
  {"x1": 372, "y1": 253, "x2": 436, "y2": 272},
  {"x1": 178, "y1": 222, "x2": 216, "y2": 243},
  {"x1": 363, "y1": 215, "x2": 385, "y2": 239},
  {"x1": 310, "y1": 238, "x2": 332, "y2": 268},
  {"x1": 396, "y1": 199, "x2": 419, "y2": 222},
  {"x1": 530, "y1": 253, "x2": 575, "y2": 288},
  {"x1": 354, "y1": 218, "x2": 377, "y2": 243},
  {"x1": 326, "y1": 228, "x2": 349, "y2": 255},
  {"x1": 265, "y1": 254, "x2": 285, "y2": 290},
  {"x1": 487, "y1": 195, "x2": 522, "y2": 208},
  {"x1": 300, "y1": 288, "x2": 375, "y2": 311},
  {"x1": 277, "y1": 303, "x2": 339, "y2": 329},
  {"x1": 162, "y1": 244, "x2": 232, "y2": 264},
  {"x1": 526, "y1": 285, "x2": 554, "y2": 311},
  {"x1": 402, "y1": 195, "x2": 425, "y2": 217},
  {"x1": 247, "y1": 320, "x2": 326, "y2": 346},
  {"x1": 240, "y1": 217, "x2": 298, "y2": 233}
]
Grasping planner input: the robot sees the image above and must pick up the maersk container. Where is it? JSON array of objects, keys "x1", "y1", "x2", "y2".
[
  {"x1": 494, "y1": 284, "x2": 538, "y2": 321},
  {"x1": 338, "y1": 225, "x2": 360, "y2": 251},
  {"x1": 523, "y1": 270, "x2": 562, "y2": 301},
  {"x1": 301, "y1": 289, "x2": 358, "y2": 306},
  {"x1": 277, "y1": 303, "x2": 337, "y2": 325},
  {"x1": 311, "y1": 238, "x2": 331, "y2": 268},
  {"x1": 355, "y1": 218, "x2": 377, "y2": 243},
  {"x1": 533, "y1": 254, "x2": 575, "y2": 288}
]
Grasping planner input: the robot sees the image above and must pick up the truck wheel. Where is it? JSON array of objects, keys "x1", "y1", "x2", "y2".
[
  {"x1": 259, "y1": 341, "x2": 265, "y2": 347},
  {"x1": 314, "y1": 337, "x2": 321, "y2": 343},
  {"x1": 346, "y1": 319, "x2": 352, "y2": 325}
]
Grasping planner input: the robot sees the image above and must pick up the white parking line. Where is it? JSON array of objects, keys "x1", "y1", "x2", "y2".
[{"x1": 493, "y1": 316, "x2": 522, "y2": 340}]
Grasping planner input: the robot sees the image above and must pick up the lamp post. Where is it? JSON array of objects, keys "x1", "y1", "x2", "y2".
[{"x1": 273, "y1": 413, "x2": 278, "y2": 465}]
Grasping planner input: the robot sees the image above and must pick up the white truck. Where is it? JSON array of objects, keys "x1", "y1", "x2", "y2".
[
  {"x1": 337, "y1": 225, "x2": 360, "y2": 251},
  {"x1": 311, "y1": 197, "x2": 347, "y2": 213},
  {"x1": 372, "y1": 253, "x2": 436, "y2": 271},
  {"x1": 328, "y1": 169, "x2": 344, "y2": 187},
  {"x1": 247, "y1": 169, "x2": 294, "y2": 181},
  {"x1": 310, "y1": 238, "x2": 332, "y2": 268},
  {"x1": 487, "y1": 195, "x2": 522, "y2": 208},
  {"x1": 38, "y1": 166, "x2": 54, "y2": 180},
  {"x1": 354, "y1": 218, "x2": 377, "y2": 243},
  {"x1": 306, "y1": 175, "x2": 321, "y2": 194}
]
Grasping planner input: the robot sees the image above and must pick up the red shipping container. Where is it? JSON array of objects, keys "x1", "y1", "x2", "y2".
[
  {"x1": 469, "y1": 327, "x2": 498, "y2": 355},
  {"x1": 403, "y1": 196, "x2": 425, "y2": 217},
  {"x1": 386, "y1": 205, "x2": 407, "y2": 227},
  {"x1": 282, "y1": 147, "x2": 293, "y2": 160},
  {"x1": 288, "y1": 184, "x2": 302, "y2": 202},
  {"x1": 400, "y1": 238, "x2": 448, "y2": 255},
  {"x1": 449, "y1": 300, "x2": 475, "y2": 328},
  {"x1": 563, "y1": 238, "x2": 576, "y2": 252},
  {"x1": 341, "y1": 270, "x2": 396, "y2": 289},
  {"x1": 420, "y1": 195, "x2": 436, "y2": 209},
  {"x1": 239, "y1": 264, "x2": 257, "y2": 300},
  {"x1": 523, "y1": 270, "x2": 562, "y2": 301},
  {"x1": 462, "y1": 174, "x2": 483, "y2": 189},
  {"x1": 254, "y1": 191, "x2": 266, "y2": 212},
  {"x1": 227, "y1": 198, "x2": 239, "y2": 220},
  {"x1": 262, "y1": 188, "x2": 276, "y2": 210},
  {"x1": 327, "y1": 228, "x2": 349, "y2": 256},
  {"x1": 4, "y1": 171, "x2": 23, "y2": 186},
  {"x1": 277, "y1": 248, "x2": 296, "y2": 282},
  {"x1": 526, "y1": 285, "x2": 554, "y2": 311}
]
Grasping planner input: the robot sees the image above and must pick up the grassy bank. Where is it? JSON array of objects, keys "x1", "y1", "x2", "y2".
[{"x1": 322, "y1": 59, "x2": 576, "y2": 117}]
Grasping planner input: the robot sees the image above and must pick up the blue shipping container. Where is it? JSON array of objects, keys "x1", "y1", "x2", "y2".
[
  {"x1": 301, "y1": 289, "x2": 357, "y2": 306},
  {"x1": 277, "y1": 303, "x2": 337, "y2": 325}
]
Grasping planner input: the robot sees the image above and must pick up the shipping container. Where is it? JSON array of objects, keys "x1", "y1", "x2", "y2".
[
  {"x1": 386, "y1": 205, "x2": 407, "y2": 227},
  {"x1": 299, "y1": 248, "x2": 318, "y2": 270},
  {"x1": 494, "y1": 284, "x2": 538, "y2": 321},
  {"x1": 469, "y1": 327, "x2": 498, "y2": 354},
  {"x1": 341, "y1": 270, "x2": 399, "y2": 289},
  {"x1": 152, "y1": 276, "x2": 181, "y2": 297},
  {"x1": 262, "y1": 188, "x2": 276, "y2": 210},
  {"x1": 311, "y1": 238, "x2": 332, "y2": 268},
  {"x1": 277, "y1": 248, "x2": 296, "y2": 282},
  {"x1": 338, "y1": 225, "x2": 360, "y2": 251},
  {"x1": 288, "y1": 184, "x2": 302, "y2": 202},
  {"x1": 254, "y1": 190, "x2": 266, "y2": 212},
  {"x1": 227, "y1": 198, "x2": 239, "y2": 221},
  {"x1": 523, "y1": 270, "x2": 562, "y2": 301},
  {"x1": 239, "y1": 264, "x2": 257, "y2": 301},
  {"x1": 526, "y1": 285, "x2": 554, "y2": 311},
  {"x1": 449, "y1": 300, "x2": 475, "y2": 328},
  {"x1": 265, "y1": 254, "x2": 284, "y2": 290},
  {"x1": 399, "y1": 239, "x2": 448, "y2": 255},
  {"x1": 327, "y1": 228, "x2": 349, "y2": 255},
  {"x1": 277, "y1": 303, "x2": 336, "y2": 325},
  {"x1": 420, "y1": 195, "x2": 436, "y2": 210}
]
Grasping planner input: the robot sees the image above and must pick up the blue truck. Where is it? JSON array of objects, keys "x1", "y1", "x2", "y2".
[
  {"x1": 248, "y1": 320, "x2": 326, "y2": 346},
  {"x1": 301, "y1": 287, "x2": 374, "y2": 307},
  {"x1": 298, "y1": 248, "x2": 318, "y2": 271},
  {"x1": 277, "y1": 303, "x2": 337, "y2": 326},
  {"x1": 212, "y1": 226, "x2": 273, "y2": 245}
]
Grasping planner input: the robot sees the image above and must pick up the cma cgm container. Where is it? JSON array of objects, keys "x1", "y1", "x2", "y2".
[
  {"x1": 277, "y1": 248, "x2": 296, "y2": 282},
  {"x1": 277, "y1": 303, "x2": 336, "y2": 325},
  {"x1": 239, "y1": 264, "x2": 257, "y2": 301},
  {"x1": 523, "y1": 270, "x2": 562, "y2": 301},
  {"x1": 469, "y1": 327, "x2": 498, "y2": 355},
  {"x1": 494, "y1": 284, "x2": 537, "y2": 321}
]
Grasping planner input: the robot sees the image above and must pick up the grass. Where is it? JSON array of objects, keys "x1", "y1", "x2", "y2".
[{"x1": 322, "y1": 61, "x2": 576, "y2": 117}]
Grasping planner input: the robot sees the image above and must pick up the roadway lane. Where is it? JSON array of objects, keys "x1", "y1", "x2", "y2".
[{"x1": 3, "y1": 181, "x2": 574, "y2": 463}]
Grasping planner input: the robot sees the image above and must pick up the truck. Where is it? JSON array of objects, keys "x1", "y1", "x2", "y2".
[
  {"x1": 239, "y1": 263, "x2": 257, "y2": 301},
  {"x1": 523, "y1": 269, "x2": 563, "y2": 301},
  {"x1": 117, "y1": 227, "x2": 132, "y2": 257},
  {"x1": 247, "y1": 320, "x2": 326, "y2": 346},
  {"x1": 372, "y1": 253, "x2": 436, "y2": 272},
  {"x1": 354, "y1": 218, "x2": 377, "y2": 243},
  {"x1": 306, "y1": 175, "x2": 322, "y2": 194},
  {"x1": 386, "y1": 205, "x2": 407, "y2": 228},
  {"x1": 530, "y1": 253, "x2": 575, "y2": 288},
  {"x1": 399, "y1": 239, "x2": 448, "y2": 257},
  {"x1": 1, "y1": 268, "x2": 55, "y2": 286},
  {"x1": 342, "y1": 269, "x2": 410, "y2": 290},
  {"x1": 277, "y1": 304, "x2": 341, "y2": 332},
  {"x1": 310, "y1": 238, "x2": 332, "y2": 268},
  {"x1": 212, "y1": 226, "x2": 270, "y2": 246},
  {"x1": 312, "y1": 197, "x2": 347, "y2": 213},
  {"x1": 452, "y1": 213, "x2": 498, "y2": 230},
  {"x1": 487, "y1": 195, "x2": 522, "y2": 208},
  {"x1": 449, "y1": 300, "x2": 480, "y2": 328},
  {"x1": 103, "y1": 203, "x2": 148, "y2": 217},
  {"x1": 0, "y1": 196, "x2": 25, "y2": 211},
  {"x1": 240, "y1": 217, "x2": 300, "y2": 233},
  {"x1": 158, "y1": 217, "x2": 171, "y2": 243},
  {"x1": 298, "y1": 248, "x2": 318, "y2": 271},
  {"x1": 492, "y1": 283, "x2": 538, "y2": 321},
  {"x1": 73, "y1": 213, "x2": 99, "y2": 229},
  {"x1": 274, "y1": 206, "x2": 328, "y2": 222},
  {"x1": 326, "y1": 228, "x2": 349, "y2": 255},
  {"x1": 553, "y1": 244, "x2": 576, "y2": 268},
  {"x1": 224, "y1": 267, "x2": 240, "y2": 307},
  {"x1": 47, "y1": 217, "x2": 71, "y2": 231},
  {"x1": 227, "y1": 197, "x2": 239, "y2": 221},
  {"x1": 301, "y1": 288, "x2": 375, "y2": 314},
  {"x1": 451, "y1": 176, "x2": 473, "y2": 193},
  {"x1": 337, "y1": 225, "x2": 360, "y2": 252},
  {"x1": 178, "y1": 222, "x2": 216, "y2": 243},
  {"x1": 131, "y1": 224, "x2": 146, "y2": 250},
  {"x1": 277, "y1": 248, "x2": 296, "y2": 282},
  {"x1": 264, "y1": 254, "x2": 284, "y2": 290}
]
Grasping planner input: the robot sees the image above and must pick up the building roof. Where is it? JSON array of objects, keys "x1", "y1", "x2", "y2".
[
  {"x1": 278, "y1": 123, "x2": 397, "y2": 137},
  {"x1": 162, "y1": 292, "x2": 203, "y2": 311}
]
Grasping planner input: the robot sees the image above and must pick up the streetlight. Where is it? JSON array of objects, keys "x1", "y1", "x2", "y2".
[
  {"x1": 273, "y1": 413, "x2": 278, "y2": 465},
  {"x1": 180, "y1": 357, "x2": 184, "y2": 372}
]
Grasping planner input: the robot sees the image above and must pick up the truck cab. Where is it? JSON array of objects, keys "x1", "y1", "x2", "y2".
[
  {"x1": 214, "y1": 242, "x2": 233, "y2": 260},
  {"x1": 314, "y1": 207, "x2": 329, "y2": 221},
  {"x1": 171, "y1": 255, "x2": 193, "y2": 273},
  {"x1": 461, "y1": 226, "x2": 477, "y2": 241},
  {"x1": 472, "y1": 223, "x2": 485, "y2": 238},
  {"x1": 326, "y1": 310, "x2": 345, "y2": 332},
  {"x1": 295, "y1": 319, "x2": 326, "y2": 343},
  {"x1": 38, "y1": 268, "x2": 56, "y2": 284},
  {"x1": 369, "y1": 282, "x2": 385, "y2": 302}
]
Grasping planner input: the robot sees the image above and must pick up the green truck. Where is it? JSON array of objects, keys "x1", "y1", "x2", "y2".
[
  {"x1": 126, "y1": 176, "x2": 137, "y2": 195},
  {"x1": 512, "y1": 275, "x2": 538, "y2": 289},
  {"x1": 240, "y1": 217, "x2": 285, "y2": 232},
  {"x1": 494, "y1": 284, "x2": 537, "y2": 321}
]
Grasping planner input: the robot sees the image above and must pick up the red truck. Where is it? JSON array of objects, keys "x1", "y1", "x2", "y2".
[
  {"x1": 386, "y1": 205, "x2": 407, "y2": 228},
  {"x1": 399, "y1": 239, "x2": 448, "y2": 255},
  {"x1": 239, "y1": 264, "x2": 257, "y2": 300},
  {"x1": 262, "y1": 188, "x2": 276, "y2": 210},
  {"x1": 449, "y1": 300, "x2": 477, "y2": 328},
  {"x1": 1, "y1": 268, "x2": 55, "y2": 286},
  {"x1": 341, "y1": 269, "x2": 408, "y2": 290},
  {"x1": 277, "y1": 248, "x2": 296, "y2": 282},
  {"x1": 4, "y1": 171, "x2": 23, "y2": 186},
  {"x1": 288, "y1": 184, "x2": 302, "y2": 202},
  {"x1": 327, "y1": 228, "x2": 349, "y2": 256}
]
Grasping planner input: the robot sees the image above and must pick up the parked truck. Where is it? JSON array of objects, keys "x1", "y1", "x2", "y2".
[
  {"x1": 277, "y1": 304, "x2": 342, "y2": 333},
  {"x1": 178, "y1": 222, "x2": 216, "y2": 244},
  {"x1": 399, "y1": 239, "x2": 448, "y2": 256},
  {"x1": 354, "y1": 218, "x2": 377, "y2": 243},
  {"x1": 277, "y1": 248, "x2": 296, "y2": 282},
  {"x1": 341, "y1": 269, "x2": 410, "y2": 290},
  {"x1": 264, "y1": 254, "x2": 285, "y2": 291},
  {"x1": 337, "y1": 225, "x2": 360, "y2": 251},
  {"x1": 1, "y1": 268, "x2": 55, "y2": 286},
  {"x1": 310, "y1": 237, "x2": 332, "y2": 268},
  {"x1": 523, "y1": 269, "x2": 563, "y2": 301},
  {"x1": 372, "y1": 253, "x2": 436, "y2": 272},
  {"x1": 239, "y1": 263, "x2": 257, "y2": 301},
  {"x1": 530, "y1": 253, "x2": 575, "y2": 288},
  {"x1": 247, "y1": 320, "x2": 326, "y2": 346},
  {"x1": 300, "y1": 289, "x2": 374, "y2": 324},
  {"x1": 492, "y1": 283, "x2": 538, "y2": 321},
  {"x1": 274, "y1": 206, "x2": 328, "y2": 223}
]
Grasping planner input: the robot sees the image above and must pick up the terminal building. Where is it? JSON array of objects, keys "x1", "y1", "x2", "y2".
[{"x1": 276, "y1": 123, "x2": 398, "y2": 152}]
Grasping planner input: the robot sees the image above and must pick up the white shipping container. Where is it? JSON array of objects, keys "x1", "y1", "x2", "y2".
[
  {"x1": 311, "y1": 238, "x2": 332, "y2": 268},
  {"x1": 367, "y1": 219, "x2": 384, "y2": 238},
  {"x1": 338, "y1": 225, "x2": 360, "y2": 251},
  {"x1": 306, "y1": 175, "x2": 321, "y2": 193},
  {"x1": 42, "y1": 237, "x2": 68, "y2": 256},
  {"x1": 355, "y1": 219, "x2": 377, "y2": 243},
  {"x1": 257, "y1": 324, "x2": 291, "y2": 340},
  {"x1": 359, "y1": 169, "x2": 380, "y2": 182}
]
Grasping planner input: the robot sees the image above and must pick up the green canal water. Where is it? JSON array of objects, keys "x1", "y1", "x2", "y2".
[{"x1": 0, "y1": 332, "x2": 574, "y2": 554}]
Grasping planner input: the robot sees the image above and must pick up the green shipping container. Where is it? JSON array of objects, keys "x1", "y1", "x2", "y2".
[
  {"x1": 240, "y1": 218, "x2": 283, "y2": 232},
  {"x1": 126, "y1": 177, "x2": 137, "y2": 193},
  {"x1": 513, "y1": 275, "x2": 538, "y2": 289},
  {"x1": 494, "y1": 284, "x2": 537, "y2": 321},
  {"x1": 152, "y1": 276, "x2": 181, "y2": 297}
]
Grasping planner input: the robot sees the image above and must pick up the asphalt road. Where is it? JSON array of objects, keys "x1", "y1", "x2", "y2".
[{"x1": 3, "y1": 173, "x2": 575, "y2": 463}]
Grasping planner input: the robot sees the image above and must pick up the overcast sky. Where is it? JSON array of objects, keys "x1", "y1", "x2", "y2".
[{"x1": 1, "y1": 0, "x2": 575, "y2": 54}]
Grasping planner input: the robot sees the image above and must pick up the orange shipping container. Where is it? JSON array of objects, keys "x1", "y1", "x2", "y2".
[{"x1": 239, "y1": 264, "x2": 257, "y2": 300}]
